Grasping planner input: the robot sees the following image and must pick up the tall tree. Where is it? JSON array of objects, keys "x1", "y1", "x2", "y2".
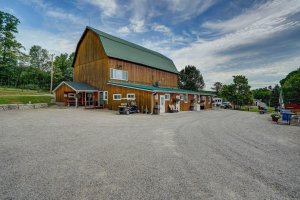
[
  {"x1": 52, "y1": 52, "x2": 74, "y2": 87},
  {"x1": 0, "y1": 11, "x2": 23, "y2": 85},
  {"x1": 29, "y1": 45, "x2": 51, "y2": 71},
  {"x1": 211, "y1": 82, "x2": 222, "y2": 96},
  {"x1": 281, "y1": 68, "x2": 300, "y2": 104},
  {"x1": 178, "y1": 65, "x2": 205, "y2": 91},
  {"x1": 220, "y1": 75, "x2": 252, "y2": 109}
]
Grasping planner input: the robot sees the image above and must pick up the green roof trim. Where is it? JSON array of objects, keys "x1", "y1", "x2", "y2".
[
  {"x1": 108, "y1": 81, "x2": 216, "y2": 96},
  {"x1": 54, "y1": 81, "x2": 98, "y2": 92},
  {"x1": 87, "y1": 26, "x2": 179, "y2": 74}
]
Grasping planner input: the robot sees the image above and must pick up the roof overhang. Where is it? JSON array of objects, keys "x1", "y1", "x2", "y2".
[{"x1": 53, "y1": 81, "x2": 98, "y2": 93}]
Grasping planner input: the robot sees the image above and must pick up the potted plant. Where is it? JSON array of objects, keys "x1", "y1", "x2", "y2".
[{"x1": 270, "y1": 112, "x2": 281, "y2": 123}]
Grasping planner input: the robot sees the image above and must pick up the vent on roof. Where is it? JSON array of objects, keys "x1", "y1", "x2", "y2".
[{"x1": 153, "y1": 81, "x2": 160, "y2": 87}]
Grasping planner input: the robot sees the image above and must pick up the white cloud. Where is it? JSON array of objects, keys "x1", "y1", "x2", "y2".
[
  {"x1": 117, "y1": 26, "x2": 131, "y2": 34},
  {"x1": 151, "y1": 23, "x2": 172, "y2": 35},
  {"x1": 166, "y1": 0, "x2": 217, "y2": 22},
  {"x1": 80, "y1": 0, "x2": 118, "y2": 17},
  {"x1": 25, "y1": 0, "x2": 86, "y2": 26},
  {"x1": 17, "y1": 26, "x2": 78, "y2": 54},
  {"x1": 129, "y1": 18, "x2": 147, "y2": 33},
  {"x1": 168, "y1": 0, "x2": 300, "y2": 89}
]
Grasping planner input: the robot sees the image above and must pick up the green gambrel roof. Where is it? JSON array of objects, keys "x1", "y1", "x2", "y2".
[
  {"x1": 108, "y1": 81, "x2": 216, "y2": 96},
  {"x1": 87, "y1": 26, "x2": 179, "y2": 74}
]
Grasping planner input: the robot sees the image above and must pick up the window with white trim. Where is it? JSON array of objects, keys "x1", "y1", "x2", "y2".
[
  {"x1": 113, "y1": 94, "x2": 122, "y2": 100},
  {"x1": 198, "y1": 95, "x2": 201, "y2": 103},
  {"x1": 110, "y1": 68, "x2": 128, "y2": 81},
  {"x1": 183, "y1": 94, "x2": 188, "y2": 103},
  {"x1": 127, "y1": 93, "x2": 135, "y2": 100},
  {"x1": 201, "y1": 96, "x2": 206, "y2": 102},
  {"x1": 208, "y1": 96, "x2": 211, "y2": 103},
  {"x1": 165, "y1": 94, "x2": 170, "y2": 100},
  {"x1": 103, "y1": 91, "x2": 108, "y2": 100}
]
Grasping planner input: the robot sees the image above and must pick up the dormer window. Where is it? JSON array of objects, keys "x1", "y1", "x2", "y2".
[{"x1": 110, "y1": 68, "x2": 128, "y2": 81}]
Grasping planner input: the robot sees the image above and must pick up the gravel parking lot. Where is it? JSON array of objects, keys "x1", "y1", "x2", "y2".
[{"x1": 0, "y1": 108, "x2": 299, "y2": 200}]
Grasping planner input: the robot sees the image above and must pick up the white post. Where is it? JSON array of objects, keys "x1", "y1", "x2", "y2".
[{"x1": 50, "y1": 54, "x2": 54, "y2": 94}]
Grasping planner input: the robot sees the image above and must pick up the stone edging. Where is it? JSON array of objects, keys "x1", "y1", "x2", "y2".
[{"x1": 0, "y1": 103, "x2": 48, "y2": 111}]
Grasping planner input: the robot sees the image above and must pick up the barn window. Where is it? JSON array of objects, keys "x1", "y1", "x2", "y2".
[
  {"x1": 103, "y1": 91, "x2": 108, "y2": 100},
  {"x1": 113, "y1": 94, "x2": 122, "y2": 100},
  {"x1": 165, "y1": 94, "x2": 170, "y2": 100},
  {"x1": 110, "y1": 68, "x2": 128, "y2": 81},
  {"x1": 127, "y1": 93, "x2": 135, "y2": 100}
]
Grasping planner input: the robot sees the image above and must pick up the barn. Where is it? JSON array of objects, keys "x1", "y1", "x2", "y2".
[{"x1": 54, "y1": 26, "x2": 216, "y2": 113}]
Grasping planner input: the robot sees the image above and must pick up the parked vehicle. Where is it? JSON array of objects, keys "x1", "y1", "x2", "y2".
[
  {"x1": 221, "y1": 102, "x2": 232, "y2": 109},
  {"x1": 118, "y1": 102, "x2": 140, "y2": 115}
]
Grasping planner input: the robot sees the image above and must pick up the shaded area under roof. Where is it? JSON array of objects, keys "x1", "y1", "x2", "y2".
[
  {"x1": 87, "y1": 26, "x2": 179, "y2": 74},
  {"x1": 108, "y1": 81, "x2": 216, "y2": 96}
]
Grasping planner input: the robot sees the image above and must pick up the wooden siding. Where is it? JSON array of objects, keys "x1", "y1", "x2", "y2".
[
  {"x1": 73, "y1": 30, "x2": 109, "y2": 90},
  {"x1": 108, "y1": 58, "x2": 178, "y2": 88},
  {"x1": 55, "y1": 84, "x2": 74, "y2": 102},
  {"x1": 108, "y1": 85, "x2": 152, "y2": 112}
]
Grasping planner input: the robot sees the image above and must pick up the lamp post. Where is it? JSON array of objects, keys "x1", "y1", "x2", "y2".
[{"x1": 50, "y1": 54, "x2": 54, "y2": 94}]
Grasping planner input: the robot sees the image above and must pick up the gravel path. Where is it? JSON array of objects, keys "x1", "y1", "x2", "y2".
[{"x1": 0, "y1": 109, "x2": 299, "y2": 199}]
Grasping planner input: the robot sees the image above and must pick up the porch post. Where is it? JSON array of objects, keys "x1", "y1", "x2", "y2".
[
  {"x1": 85, "y1": 92, "x2": 87, "y2": 107},
  {"x1": 75, "y1": 91, "x2": 78, "y2": 108}
]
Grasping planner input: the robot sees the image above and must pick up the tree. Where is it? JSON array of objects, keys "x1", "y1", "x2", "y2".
[
  {"x1": 281, "y1": 68, "x2": 300, "y2": 104},
  {"x1": 233, "y1": 75, "x2": 252, "y2": 108},
  {"x1": 211, "y1": 82, "x2": 222, "y2": 96},
  {"x1": 29, "y1": 45, "x2": 51, "y2": 71},
  {"x1": 220, "y1": 75, "x2": 252, "y2": 109},
  {"x1": 270, "y1": 85, "x2": 280, "y2": 106},
  {"x1": 53, "y1": 52, "x2": 74, "y2": 87},
  {"x1": 0, "y1": 11, "x2": 23, "y2": 85},
  {"x1": 178, "y1": 65, "x2": 205, "y2": 91}
]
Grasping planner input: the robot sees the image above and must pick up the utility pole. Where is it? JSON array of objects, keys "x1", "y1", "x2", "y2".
[{"x1": 50, "y1": 54, "x2": 54, "y2": 94}]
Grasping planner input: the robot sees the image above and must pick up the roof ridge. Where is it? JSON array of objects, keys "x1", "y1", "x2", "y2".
[{"x1": 87, "y1": 26, "x2": 173, "y2": 61}]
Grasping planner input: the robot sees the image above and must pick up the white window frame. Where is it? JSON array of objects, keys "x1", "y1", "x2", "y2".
[
  {"x1": 113, "y1": 94, "x2": 122, "y2": 100},
  {"x1": 208, "y1": 96, "x2": 211, "y2": 103},
  {"x1": 110, "y1": 68, "x2": 128, "y2": 81},
  {"x1": 183, "y1": 94, "x2": 188, "y2": 103},
  {"x1": 202, "y1": 96, "x2": 206, "y2": 102},
  {"x1": 127, "y1": 93, "x2": 135, "y2": 100},
  {"x1": 198, "y1": 95, "x2": 201, "y2": 103},
  {"x1": 165, "y1": 94, "x2": 170, "y2": 101},
  {"x1": 103, "y1": 91, "x2": 108, "y2": 100}
]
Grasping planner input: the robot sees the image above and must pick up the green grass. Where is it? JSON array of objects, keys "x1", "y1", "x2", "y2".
[
  {"x1": 0, "y1": 87, "x2": 48, "y2": 96},
  {"x1": 240, "y1": 106, "x2": 275, "y2": 113},
  {"x1": 0, "y1": 96, "x2": 52, "y2": 104},
  {"x1": 0, "y1": 87, "x2": 52, "y2": 104}
]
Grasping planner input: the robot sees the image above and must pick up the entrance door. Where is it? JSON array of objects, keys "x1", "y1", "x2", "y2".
[
  {"x1": 99, "y1": 91, "x2": 104, "y2": 107},
  {"x1": 160, "y1": 95, "x2": 165, "y2": 113}
]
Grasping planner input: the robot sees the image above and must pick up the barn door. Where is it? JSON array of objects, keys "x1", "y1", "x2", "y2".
[{"x1": 99, "y1": 91, "x2": 104, "y2": 107}]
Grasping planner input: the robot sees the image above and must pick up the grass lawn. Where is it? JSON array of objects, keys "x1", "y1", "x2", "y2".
[
  {"x1": 0, "y1": 87, "x2": 52, "y2": 104},
  {"x1": 0, "y1": 87, "x2": 48, "y2": 96},
  {"x1": 240, "y1": 106, "x2": 275, "y2": 113}
]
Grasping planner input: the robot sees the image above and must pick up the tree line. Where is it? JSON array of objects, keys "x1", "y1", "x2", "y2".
[{"x1": 0, "y1": 11, "x2": 73, "y2": 90}]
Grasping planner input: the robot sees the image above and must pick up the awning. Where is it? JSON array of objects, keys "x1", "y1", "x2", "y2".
[{"x1": 107, "y1": 81, "x2": 216, "y2": 96}]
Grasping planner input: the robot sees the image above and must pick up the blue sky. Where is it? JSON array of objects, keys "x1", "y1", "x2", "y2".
[{"x1": 1, "y1": 0, "x2": 300, "y2": 89}]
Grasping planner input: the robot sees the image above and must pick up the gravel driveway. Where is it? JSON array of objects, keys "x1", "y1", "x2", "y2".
[{"x1": 0, "y1": 109, "x2": 299, "y2": 200}]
